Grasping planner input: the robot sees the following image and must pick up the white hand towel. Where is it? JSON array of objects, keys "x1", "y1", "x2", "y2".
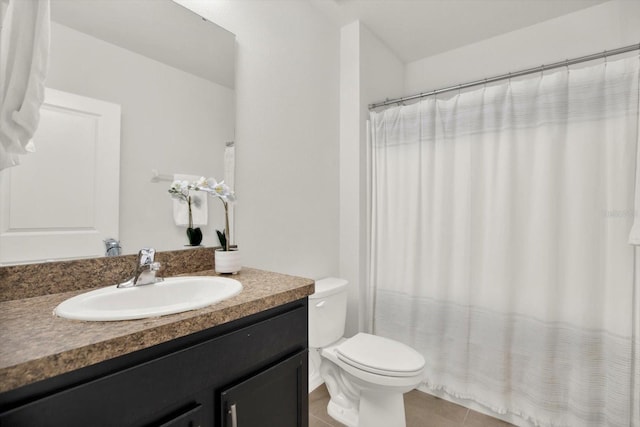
[
  {"x1": 224, "y1": 142, "x2": 235, "y2": 189},
  {"x1": 172, "y1": 174, "x2": 208, "y2": 227},
  {"x1": 224, "y1": 143, "x2": 235, "y2": 244},
  {"x1": 0, "y1": 0, "x2": 50, "y2": 170}
]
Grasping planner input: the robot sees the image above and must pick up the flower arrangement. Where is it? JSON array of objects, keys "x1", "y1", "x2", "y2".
[
  {"x1": 194, "y1": 177, "x2": 236, "y2": 251},
  {"x1": 169, "y1": 177, "x2": 235, "y2": 250},
  {"x1": 168, "y1": 180, "x2": 202, "y2": 245}
]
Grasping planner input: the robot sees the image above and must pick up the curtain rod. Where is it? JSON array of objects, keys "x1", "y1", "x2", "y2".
[{"x1": 369, "y1": 43, "x2": 640, "y2": 110}]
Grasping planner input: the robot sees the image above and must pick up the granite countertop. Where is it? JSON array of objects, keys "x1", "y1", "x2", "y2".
[{"x1": 0, "y1": 267, "x2": 314, "y2": 394}]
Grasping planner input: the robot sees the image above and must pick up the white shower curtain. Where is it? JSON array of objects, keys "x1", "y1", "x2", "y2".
[{"x1": 368, "y1": 56, "x2": 640, "y2": 426}]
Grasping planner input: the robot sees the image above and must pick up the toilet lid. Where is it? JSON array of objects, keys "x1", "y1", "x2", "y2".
[{"x1": 335, "y1": 333, "x2": 425, "y2": 377}]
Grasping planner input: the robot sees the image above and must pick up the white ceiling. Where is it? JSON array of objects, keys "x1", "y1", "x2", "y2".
[
  {"x1": 310, "y1": 0, "x2": 609, "y2": 62},
  {"x1": 50, "y1": 0, "x2": 236, "y2": 88},
  {"x1": 50, "y1": 0, "x2": 610, "y2": 83}
]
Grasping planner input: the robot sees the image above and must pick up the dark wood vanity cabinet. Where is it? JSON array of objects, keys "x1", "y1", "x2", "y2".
[
  {"x1": 0, "y1": 299, "x2": 309, "y2": 427},
  {"x1": 220, "y1": 351, "x2": 306, "y2": 427}
]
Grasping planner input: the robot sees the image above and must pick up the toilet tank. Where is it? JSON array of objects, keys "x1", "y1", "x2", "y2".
[{"x1": 308, "y1": 278, "x2": 348, "y2": 348}]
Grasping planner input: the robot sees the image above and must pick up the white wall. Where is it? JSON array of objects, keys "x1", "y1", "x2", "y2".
[
  {"x1": 340, "y1": 22, "x2": 361, "y2": 336},
  {"x1": 47, "y1": 22, "x2": 235, "y2": 254},
  {"x1": 180, "y1": 1, "x2": 341, "y2": 279},
  {"x1": 405, "y1": 0, "x2": 640, "y2": 94},
  {"x1": 340, "y1": 21, "x2": 404, "y2": 335}
]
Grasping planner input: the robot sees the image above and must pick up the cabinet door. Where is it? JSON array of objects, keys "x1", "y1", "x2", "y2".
[{"x1": 220, "y1": 351, "x2": 308, "y2": 427}]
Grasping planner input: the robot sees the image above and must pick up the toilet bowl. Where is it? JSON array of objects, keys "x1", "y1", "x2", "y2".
[{"x1": 309, "y1": 278, "x2": 425, "y2": 427}]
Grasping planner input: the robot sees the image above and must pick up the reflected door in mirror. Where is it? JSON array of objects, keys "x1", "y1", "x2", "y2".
[{"x1": 0, "y1": 88, "x2": 120, "y2": 264}]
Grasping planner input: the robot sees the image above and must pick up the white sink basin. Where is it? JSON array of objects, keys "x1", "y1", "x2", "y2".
[{"x1": 54, "y1": 276, "x2": 242, "y2": 321}]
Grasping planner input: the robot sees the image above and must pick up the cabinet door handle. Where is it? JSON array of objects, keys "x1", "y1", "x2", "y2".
[{"x1": 229, "y1": 403, "x2": 237, "y2": 427}]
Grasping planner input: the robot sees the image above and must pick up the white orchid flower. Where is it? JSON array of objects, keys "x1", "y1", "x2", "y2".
[
  {"x1": 168, "y1": 175, "x2": 236, "y2": 251},
  {"x1": 168, "y1": 180, "x2": 191, "y2": 201},
  {"x1": 180, "y1": 180, "x2": 192, "y2": 194},
  {"x1": 212, "y1": 180, "x2": 230, "y2": 197},
  {"x1": 200, "y1": 178, "x2": 235, "y2": 203},
  {"x1": 194, "y1": 176, "x2": 209, "y2": 189}
]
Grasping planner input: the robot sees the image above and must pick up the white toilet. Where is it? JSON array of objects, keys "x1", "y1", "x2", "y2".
[{"x1": 309, "y1": 278, "x2": 425, "y2": 427}]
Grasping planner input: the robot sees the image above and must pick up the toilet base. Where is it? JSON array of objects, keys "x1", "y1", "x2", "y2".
[
  {"x1": 359, "y1": 390, "x2": 406, "y2": 427},
  {"x1": 316, "y1": 335, "x2": 424, "y2": 427},
  {"x1": 320, "y1": 345, "x2": 417, "y2": 427},
  {"x1": 326, "y1": 390, "x2": 406, "y2": 427},
  {"x1": 327, "y1": 399, "x2": 359, "y2": 427}
]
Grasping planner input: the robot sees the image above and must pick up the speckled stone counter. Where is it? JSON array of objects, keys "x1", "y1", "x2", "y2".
[
  {"x1": 0, "y1": 247, "x2": 219, "y2": 302},
  {"x1": 0, "y1": 252, "x2": 314, "y2": 394}
]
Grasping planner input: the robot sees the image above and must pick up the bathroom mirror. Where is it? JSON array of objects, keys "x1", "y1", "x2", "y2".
[{"x1": 0, "y1": 0, "x2": 235, "y2": 265}]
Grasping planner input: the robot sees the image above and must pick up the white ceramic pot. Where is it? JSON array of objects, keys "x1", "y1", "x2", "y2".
[{"x1": 215, "y1": 249, "x2": 241, "y2": 274}]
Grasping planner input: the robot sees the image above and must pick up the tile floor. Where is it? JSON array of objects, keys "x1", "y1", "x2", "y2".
[{"x1": 309, "y1": 384, "x2": 515, "y2": 427}]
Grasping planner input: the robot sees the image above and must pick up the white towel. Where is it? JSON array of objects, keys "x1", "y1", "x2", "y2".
[
  {"x1": 172, "y1": 174, "x2": 208, "y2": 227},
  {"x1": 0, "y1": 0, "x2": 50, "y2": 171},
  {"x1": 224, "y1": 142, "x2": 235, "y2": 189},
  {"x1": 224, "y1": 142, "x2": 235, "y2": 244}
]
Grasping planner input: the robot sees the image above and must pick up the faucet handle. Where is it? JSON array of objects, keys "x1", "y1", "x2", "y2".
[
  {"x1": 104, "y1": 238, "x2": 121, "y2": 257},
  {"x1": 137, "y1": 248, "x2": 156, "y2": 265},
  {"x1": 150, "y1": 261, "x2": 161, "y2": 272}
]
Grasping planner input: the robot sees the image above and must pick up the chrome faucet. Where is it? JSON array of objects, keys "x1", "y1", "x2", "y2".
[
  {"x1": 117, "y1": 248, "x2": 163, "y2": 288},
  {"x1": 104, "y1": 238, "x2": 121, "y2": 257}
]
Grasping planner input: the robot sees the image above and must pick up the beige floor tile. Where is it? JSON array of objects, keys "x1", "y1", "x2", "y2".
[
  {"x1": 309, "y1": 385, "x2": 347, "y2": 426},
  {"x1": 310, "y1": 414, "x2": 336, "y2": 427},
  {"x1": 404, "y1": 389, "x2": 469, "y2": 424},
  {"x1": 309, "y1": 383, "x2": 513, "y2": 427},
  {"x1": 463, "y1": 409, "x2": 515, "y2": 427}
]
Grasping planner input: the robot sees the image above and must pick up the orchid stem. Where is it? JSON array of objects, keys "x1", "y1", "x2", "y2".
[{"x1": 223, "y1": 200, "x2": 230, "y2": 251}]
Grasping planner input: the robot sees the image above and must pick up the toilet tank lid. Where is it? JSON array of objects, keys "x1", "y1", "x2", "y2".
[{"x1": 310, "y1": 277, "x2": 348, "y2": 299}]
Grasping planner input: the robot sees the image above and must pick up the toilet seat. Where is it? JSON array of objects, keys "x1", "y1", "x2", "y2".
[{"x1": 335, "y1": 333, "x2": 425, "y2": 377}]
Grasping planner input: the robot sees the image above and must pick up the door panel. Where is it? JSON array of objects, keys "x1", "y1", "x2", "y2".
[{"x1": 0, "y1": 88, "x2": 121, "y2": 264}]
